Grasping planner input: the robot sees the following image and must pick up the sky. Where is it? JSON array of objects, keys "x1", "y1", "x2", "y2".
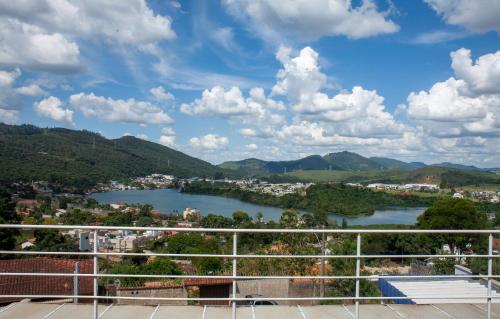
[{"x1": 0, "y1": 0, "x2": 499, "y2": 167}]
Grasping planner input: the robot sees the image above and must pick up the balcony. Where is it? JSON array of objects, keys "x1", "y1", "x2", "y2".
[{"x1": 0, "y1": 224, "x2": 499, "y2": 319}]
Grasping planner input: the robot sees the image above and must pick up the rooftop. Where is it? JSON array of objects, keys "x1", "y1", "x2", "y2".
[{"x1": 1, "y1": 302, "x2": 500, "y2": 319}]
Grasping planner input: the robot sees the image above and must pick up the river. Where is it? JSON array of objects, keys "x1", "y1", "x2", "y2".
[{"x1": 90, "y1": 189, "x2": 426, "y2": 226}]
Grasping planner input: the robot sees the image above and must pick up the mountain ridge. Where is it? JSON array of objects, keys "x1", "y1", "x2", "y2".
[
  {"x1": 219, "y1": 151, "x2": 497, "y2": 176},
  {"x1": 0, "y1": 123, "x2": 231, "y2": 189}
]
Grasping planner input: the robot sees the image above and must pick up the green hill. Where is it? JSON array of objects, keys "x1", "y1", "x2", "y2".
[
  {"x1": 323, "y1": 151, "x2": 384, "y2": 171},
  {"x1": 285, "y1": 166, "x2": 500, "y2": 187},
  {"x1": 0, "y1": 124, "x2": 230, "y2": 188},
  {"x1": 370, "y1": 157, "x2": 426, "y2": 170},
  {"x1": 218, "y1": 155, "x2": 341, "y2": 176}
]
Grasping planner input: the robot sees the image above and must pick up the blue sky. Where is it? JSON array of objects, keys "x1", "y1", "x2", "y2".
[{"x1": 0, "y1": 0, "x2": 499, "y2": 166}]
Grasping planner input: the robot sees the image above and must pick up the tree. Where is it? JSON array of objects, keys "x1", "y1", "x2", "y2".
[
  {"x1": 0, "y1": 187, "x2": 19, "y2": 254},
  {"x1": 416, "y1": 198, "x2": 487, "y2": 253},
  {"x1": 232, "y1": 210, "x2": 251, "y2": 225},
  {"x1": 201, "y1": 214, "x2": 233, "y2": 228},
  {"x1": 198, "y1": 257, "x2": 223, "y2": 274}
]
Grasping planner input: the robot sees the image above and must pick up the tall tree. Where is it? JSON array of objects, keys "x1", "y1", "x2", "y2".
[{"x1": 416, "y1": 198, "x2": 487, "y2": 253}]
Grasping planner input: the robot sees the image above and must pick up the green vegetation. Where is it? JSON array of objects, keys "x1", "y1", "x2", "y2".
[
  {"x1": 417, "y1": 198, "x2": 487, "y2": 253},
  {"x1": 0, "y1": 187, "x2": 19, "y2": 254},
  {"x1": 285, "y1": 166, "x2": 500, "y2": 187},
  {"x1": 323, "y1": 151, "x2": 385, "y2": 171},
  {"x1": 108, "y1": 257, "x2": 181, "y2": 287},
  {"x1": 183, "y1": 181, "x2": 435, "y2": 216},
  {"x1": 0, "y1": 124, "x2": 232, "y2": 190}
]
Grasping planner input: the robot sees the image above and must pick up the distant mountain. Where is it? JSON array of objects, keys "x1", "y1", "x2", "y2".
[
  {"x1": 264, "y1": 155, "x2": 336, "y2": 173},
  {"x1": 370, "y1": 157, "x2": 427, "y2": 170},
  {"x1": 219, "y1": 151, "x2": 495, "y2": 177},
  {"x1": 324, "y1": 151, "x2": 385, "y2": 171},
  {"x1": 0, "y1": 124, "x2": 231, "y2": 189},
  {"x1": 219, "y1": 155, "x2": 339, "y2": 175},
  {"x1": 432, "y1": 162, "x2": 482, "y2": 171},
  {"x1": 218, "y1": 158, "x2": 269, "y2": 176}
]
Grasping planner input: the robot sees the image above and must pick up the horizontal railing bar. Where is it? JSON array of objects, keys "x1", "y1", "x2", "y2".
[
  {"x1": 1, "y1": 272, "x2": 500, "y2": 280},
  {"x1": 1, "y1": 224, "x2": 499, "y2": 234},
  {"x1": 2, "y1": 294, "x2": 500, "y2": 301},
  {"x1": 2, "y1": 250, "x2": 497, "y2": 259}
]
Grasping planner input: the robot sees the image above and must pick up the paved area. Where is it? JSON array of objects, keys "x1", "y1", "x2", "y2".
[{"x1": 2, "y1": 302, "x2": 500, "y2": 318}]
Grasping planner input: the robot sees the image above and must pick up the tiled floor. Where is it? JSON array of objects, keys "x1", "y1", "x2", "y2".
[{"x1": 1, "y1": 302, "x2": 499, "y2": 319}]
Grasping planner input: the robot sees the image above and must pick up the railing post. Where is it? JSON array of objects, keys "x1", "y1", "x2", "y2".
[
  {"x1": 232, "y1": 232, "x2": 238, "y2": 319},
  {"x1": 93, "y1": 230, "x2": 98, "y2": 319},
  {"x1": 355, "y1": 233, "x2": 361, "y2": 319},
  {"x1": 488, "y1": 234, "x2": 493, "y2": 319},
  {"x1": 73, "y1": 262, "x2": 79, "y2": 304}
]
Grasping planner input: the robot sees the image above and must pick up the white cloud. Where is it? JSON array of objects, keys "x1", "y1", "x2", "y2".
[
  {"x1": 158, "y1": 135, "x2": 176, "y2": 147},
  {"x1": 425, "y1": 0, "x2": 500, "y2": 33},
  {"x1": 0, "y1": 0, "x2": 175, "y2": 72},
  {"x1": 16, "y1": 84, "x2": 48, "y2": 96},
  {"x1": 272, "y1": 46, "x2": 404, "y2": 138},
  {"x1": 405, "y1": 48, "x2": 500, "y2": 138},
  {"x1": 158, "y1": 127, "x2": 176, "y2": 147},
  {"x1": 223, "y1": 0, "x2": 399, "y2": 41},
  {"x1": 180, "y1": 86, "x2": 285, "y2": 134},
  {"x1": 0, "y1": 68, "x2": 21, "y2": 87},
  {"x1": 136, "y1": 133, "x2": 149, "y2": 140},
  {"x1": 244, "y1": 143, "x2": 258, "y2": 151},
  {"x1": 451, "y1": 48, "x2": 500, "y2": 95},
  {"x1": 34, "y1": 96, "x2": 74, "y2": 124},
  {"x1": 412, "y1": 30, "x2": 468, "y2": 44},
  {"x1": 0, "y1": 0, "x2": 175, "y2": 45},
  {"x1": 406, "y1": 78, "x2": 488, "y2": 122},
  {"x1": 272, "y1": 46, "x2": 326, "y2": 102},
  {"x1": 239, "y1": 128, "x2": 258, "y2": 137},
  {"x1": 150, "y1": 86, "x2": 175, "y2": 103},
  {"x1": 69, "y1": 92, "x2": 173, "y2": 125},
  {"x1": 0, "y1": 108, "x2": 19, "y2": 124},
  {"x1": 0, "y1": 18, "x2": 80, "y2": 72},
  {"x1": 189, "y1": 134, "x2": 229, "y2": 151}
]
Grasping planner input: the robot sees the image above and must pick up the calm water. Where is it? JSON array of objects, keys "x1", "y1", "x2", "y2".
[{"x1": 90, "y1": 189, "x2": 426, "y2": 225}]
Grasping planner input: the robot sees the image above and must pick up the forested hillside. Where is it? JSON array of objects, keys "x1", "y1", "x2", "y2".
[{"x1": 0, "y1": 124, "x2": 229, "y2": 188}]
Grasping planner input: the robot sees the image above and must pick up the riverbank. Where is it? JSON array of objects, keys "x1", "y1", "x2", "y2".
[{"x1": 182, "y1": 181, "x2": 435, "y2": 217}]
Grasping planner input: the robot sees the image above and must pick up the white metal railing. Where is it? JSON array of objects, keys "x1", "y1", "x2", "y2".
[{"x1": 0, "y1": 224, "x2": 499, "y2": 319}]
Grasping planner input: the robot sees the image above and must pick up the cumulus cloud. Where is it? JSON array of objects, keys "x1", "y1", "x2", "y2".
[
  {"x1": 451, "y1": 48, "x2": 500, "y2": 95},
  {"x1": 189, "y1": 134, "x2": 229, "y2": 151},
  {"x1": 425, "y1": 0, "x2": 500, "y2": 33},
  {"x1": 34, "y1": 96, "x2": 74, "y2": 124},
  {"x1": 69, "y1": 92, "x2": 173, "y2": 125},
  {"x1": 244, "y1": 143, "x2": 258, "y2": 151},
  {"x1": 16, "y1": 84, "x2": 48, "y2": 96},
  {"x1": 272, "y1": 46, "x2": 326, "y2": 102},
  {"x1": 149, "y1": 86, "x2": 175, "y2": 103},
  {"x1": 0, "y1": 108, "x2": 19, "y2": 124},
  {"x1": 0, "y1": 1, "x2": 175, "y2": 45},
  {"x1": 158, "y1": 127, "x2": 176, "y2": 147},
  {"x1": 180, "y1": 86, "x2": 284, "y2": 136},
  {"x1": 0, "y1": 18, "x2": 80, "y2": 72},
  {"x1": 0, "y1": 0, "x2": 175, "y2": 72},
  {"x1": 223, "y1": 0, "x2": 398, "y2": 42},
  {"x1": 272, "y1": 46, "x2": 405, "y2": 138},
  {"x1": 405, "y1": 48, "x2": 500, "y2": 138}
]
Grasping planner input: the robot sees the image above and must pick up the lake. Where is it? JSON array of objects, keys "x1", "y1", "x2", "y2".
[{"x1": 90, "y1": 189, "x2": 426, "y2": 226}]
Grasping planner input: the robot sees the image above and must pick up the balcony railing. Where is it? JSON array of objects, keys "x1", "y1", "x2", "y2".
[{"x1": 0, "y1": 224, "x2": 499, "y2": 319}]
